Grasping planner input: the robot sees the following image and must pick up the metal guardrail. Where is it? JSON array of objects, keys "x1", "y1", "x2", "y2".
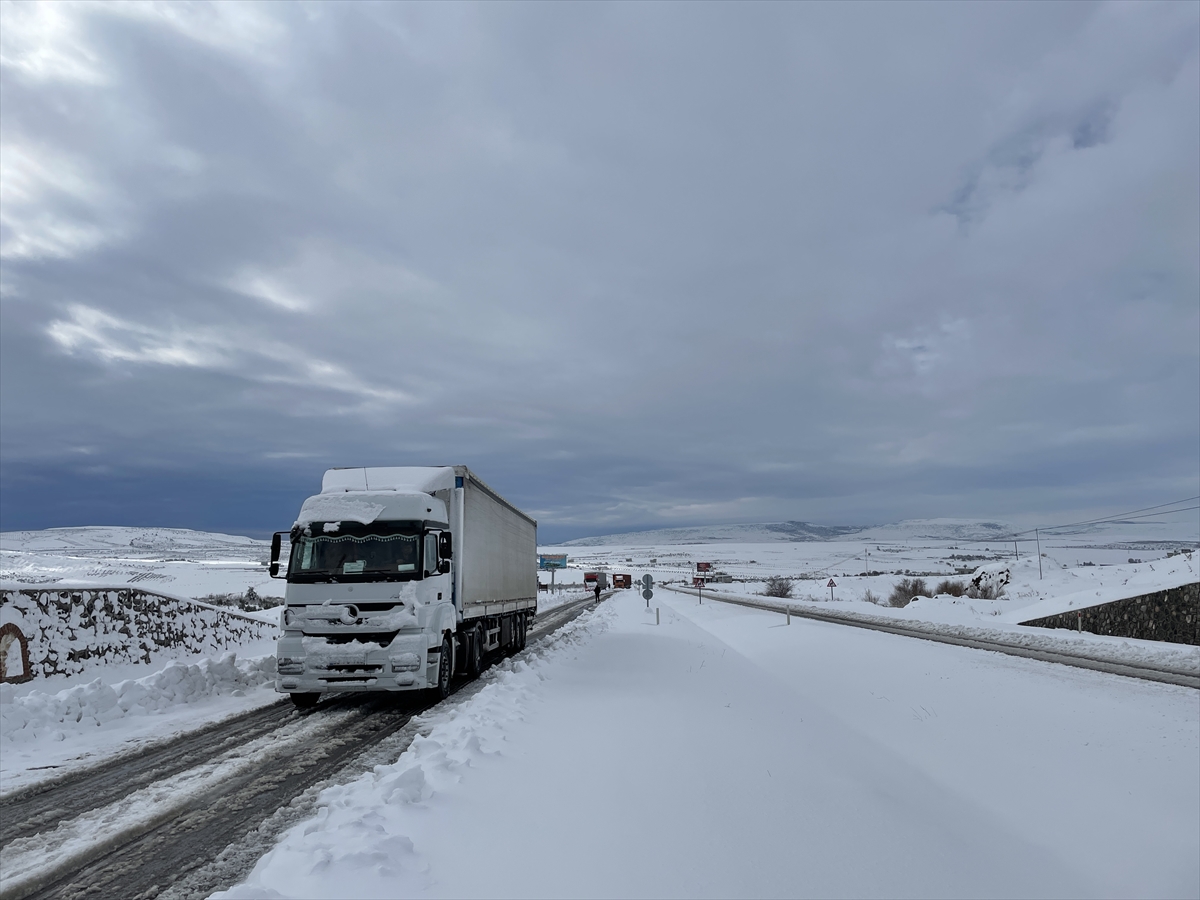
[{"x1": 662, "y1": 583, "x2": 1200, "y2": 690}]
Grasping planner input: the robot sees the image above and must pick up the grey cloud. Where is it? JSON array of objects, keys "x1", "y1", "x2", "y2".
[{"x1": 1, "y1": 1, "x2": 1197, "y2": 540}]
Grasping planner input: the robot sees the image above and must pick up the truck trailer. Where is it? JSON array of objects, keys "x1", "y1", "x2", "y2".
[
  {"x1": 270, "y1": 466, "x2": 537, "y2": 707},
  {"x1": 583, "y1": 571, "x2": 609, "y2": 591}
]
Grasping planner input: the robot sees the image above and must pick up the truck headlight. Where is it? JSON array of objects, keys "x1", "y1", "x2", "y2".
[{"x1": 278, "y1": 657, "x2": 304, "y2": 675}]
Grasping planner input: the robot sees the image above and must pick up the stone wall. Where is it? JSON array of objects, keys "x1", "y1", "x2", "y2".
[
  {"x1": 0, "y1": 586, "x2": 276, "y2": 683},
  {"x1": 1020, "y1": 582, "x2": 1199, "y2": 646}
]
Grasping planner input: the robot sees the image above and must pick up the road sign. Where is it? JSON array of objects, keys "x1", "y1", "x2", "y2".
[
  {"x1": 642, "y1": 588, "x2": 654, "y2": 601},
  {"x1": 827, "y1": 579, "x2": 836, "y2": 588},
  {"x1": 641, "y1": 574, "x2": 654, "y2": 588},
  {"x1": 696, "y1": 562, "x2": 712, "y2": 572}
]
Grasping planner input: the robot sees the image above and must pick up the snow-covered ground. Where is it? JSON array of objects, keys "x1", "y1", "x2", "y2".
[
  {"x1": 548, "y1": 517, "x2": 1198, "y2": 632},
  {"x1": 219, "y1": 588, "x2": 1199, "y2": 899}
]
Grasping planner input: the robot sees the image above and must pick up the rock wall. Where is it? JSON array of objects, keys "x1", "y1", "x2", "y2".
[
  {"x1": 0, "y1": 586, "x2": 276, "y2": 683},
  {"x1": 1020, "y1": 582, "x2": 1199, "y2": 646}
]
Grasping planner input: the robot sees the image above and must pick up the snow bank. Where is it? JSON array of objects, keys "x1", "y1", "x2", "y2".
[{"x1": 0, "y1": 652, "x2": 277, "y2": 746}]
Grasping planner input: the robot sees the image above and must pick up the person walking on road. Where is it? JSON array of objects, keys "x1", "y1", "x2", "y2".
[{"x1": 593, "y1": 583, "x2": 601, "y2": 601}]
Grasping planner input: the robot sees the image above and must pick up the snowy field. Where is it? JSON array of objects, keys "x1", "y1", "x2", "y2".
[
  {"x1": 0, "y1": 526, "x2": 281, "y2": 599},
  {"x1": 549, "y1": 516, "x2": 1199, "y2": 629},
  {"x1": 220, "y1": 588, "x2": 1200, "y2": 899}
]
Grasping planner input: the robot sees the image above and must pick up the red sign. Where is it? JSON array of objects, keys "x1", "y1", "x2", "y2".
[
  {"x1": 827, "y1": 579, "x2": 837, "y2": 587},
  {"x1": 696, "y1": 562, "x2": 712, "y2": 572}
]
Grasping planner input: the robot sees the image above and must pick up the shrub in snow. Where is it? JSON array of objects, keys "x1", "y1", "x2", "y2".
[
  {"x1": 762, "y1": 576, "x2": 794, "y2": 598},
  {"x1": 199, "y1": 588, "x2": 281, "y2": 612},
  {"x1": 935, "y1": 580, "x2": 966, "y2": 597},
  {"x1": 863, "y1": 589, "x2": 881, "y2": 605},
  {"x1": 888, "y1": 577, "x2": 931, "y2": 608}
]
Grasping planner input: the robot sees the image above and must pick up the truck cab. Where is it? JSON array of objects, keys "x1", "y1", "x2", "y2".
[{"x1": 271, "y1": 466, "x2": 537, "y2": 708}]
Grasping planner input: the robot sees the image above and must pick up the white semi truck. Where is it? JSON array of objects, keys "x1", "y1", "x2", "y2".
[{"x1": 269, "y1": 466, "x2": 537, "y2": 707}]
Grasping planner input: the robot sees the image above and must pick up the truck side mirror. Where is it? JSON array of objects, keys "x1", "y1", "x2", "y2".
[
  {"x1": 269, "y1": 532, "x2": 284, "y2": 579},
  {"x1": 438, "y1": 532, "x2": 452, "y2": 558}
]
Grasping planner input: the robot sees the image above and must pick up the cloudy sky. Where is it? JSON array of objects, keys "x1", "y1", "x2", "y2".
[{"x1": 1, "y1": 1, "x2": 1197, "y2": 542}]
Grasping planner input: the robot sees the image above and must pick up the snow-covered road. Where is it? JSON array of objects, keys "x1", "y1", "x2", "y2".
[{"x1": 223, "y1": 588, "x2": 1199, "y2": 899}]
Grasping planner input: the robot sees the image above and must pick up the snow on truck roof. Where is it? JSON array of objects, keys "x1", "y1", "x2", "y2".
[
  {"x1": 296, "y1": 491, "x2": 449, "y2": 527},
  {"x1": 321, "y1": 467, "x2": 457, "y2": 495},
  {"x1": 317, "y1": 465, "x2": 537, "y2": 527}
]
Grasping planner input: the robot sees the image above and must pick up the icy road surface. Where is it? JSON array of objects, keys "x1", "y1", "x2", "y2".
[{"x1": 223, "y1": 589, "x2": 1199, "y2": 899}]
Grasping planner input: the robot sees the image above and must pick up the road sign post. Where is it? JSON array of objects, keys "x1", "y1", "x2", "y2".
[
  {"x1": 539, "y1": 554, "x2": 568, "y2": 594},
  {"x1": 828, "y1": 578, "x2": 836, "y2": 602},
  {"x1": 642, "y1": 574, "x2": 654, "y2": 607}
]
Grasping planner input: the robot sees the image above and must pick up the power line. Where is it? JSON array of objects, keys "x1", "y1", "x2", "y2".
[
  {"x1": 1039, "y1": 505, "x2": 1199, "y2": 532},
  {"x1": 1036, "y1": 496, "x2": 1200, "y2": 532},
  {"x1": 957, "y1": 495, "x2": 1200, "y2": 543}
]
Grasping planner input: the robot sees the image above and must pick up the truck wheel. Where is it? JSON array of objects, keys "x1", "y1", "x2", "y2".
[
  {"x1": 466, "y1": 624, "x2": 483, "y2": 677},
  {"x1": 517, "y1": 614, "x2": 527, "y2": 651},
  {"x1": 431, "y1": 635, "x2": 453, "y2": 700},
  {"x1": 289, "y1": 692, "x2": 319, "y2": 710}
]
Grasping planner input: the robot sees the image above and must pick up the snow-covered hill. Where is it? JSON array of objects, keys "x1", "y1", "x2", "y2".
[
  {"x1": 0, "y1": 526, "x2": 265, "y2": 558},
  {"x1": 0, "y1": 526, "x2": 275, "y2": 598},
  {"x1": 556, "y1": 516, "x2": 1199, "y2": 547}
]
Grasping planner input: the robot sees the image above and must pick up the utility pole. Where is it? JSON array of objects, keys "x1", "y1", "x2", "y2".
[
  {"x1": 1035, "y1": 528, "x2": 1043, "y2": 580},
  {"x1": 1014, "y1": 541, "x2": 1018, "y2": 561}
]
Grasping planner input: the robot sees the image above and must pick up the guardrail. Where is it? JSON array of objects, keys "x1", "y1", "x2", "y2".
[
  {"x1": 662, "y1": 583, "x2": 1200, "y2": 689},
  {"x1": 0, "y1": 584, "x2": 276, "y2": 684}
]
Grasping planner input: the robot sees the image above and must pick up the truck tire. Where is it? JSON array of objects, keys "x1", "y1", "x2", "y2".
[
  {"x1": 289, "y1": 692, "x2": 319, "y2": 710},
  {"x1": 466, "y1": 624, "x2": 483, "y2": 677},
  {"x1": 431, "y1": 635, "x2": 453, "y2": 700},
  {"x1": 517, "y1": 614, "x2": 527, "y2": 651}
]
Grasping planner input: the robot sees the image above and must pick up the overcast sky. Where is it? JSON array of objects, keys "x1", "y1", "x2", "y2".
[{"x1": 1, "y1": 1, "x2": 1197, "y2": 542}]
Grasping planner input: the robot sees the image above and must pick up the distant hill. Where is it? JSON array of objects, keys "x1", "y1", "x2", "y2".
[
  {"x1": 0, "y1": 526, "x2": 265, "y2": 559},
  {"x1": 557, "y1": 521, "x2": 867, "y2": 547},
  {"x1": 554, "y1": 516, "x2": 1199, "y2": 547}
]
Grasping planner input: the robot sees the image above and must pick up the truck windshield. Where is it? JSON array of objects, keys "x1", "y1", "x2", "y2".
[{"x1": 288, "y1": 522, "x2": 421, "y2": 583}]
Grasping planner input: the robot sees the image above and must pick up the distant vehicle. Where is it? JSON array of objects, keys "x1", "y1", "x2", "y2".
[
  {"x1": 583, "y1": 571, "x2": 609, "y2": 590},
  {"x1": 612, "y1": 574, "x2": 632, "y2": 589},
  {"x1": 270, "y1": 466, "x2": 537, "y2": 707}
]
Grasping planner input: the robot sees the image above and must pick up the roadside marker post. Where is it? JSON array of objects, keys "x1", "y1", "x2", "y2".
[
  {"x1": 656, "y1": 607, "x2": 660, "y2": 625},
  {"x1": 786, "y1": 606, "x2": 791, "y2": 625},
  {"x1": 828, "y1": 578, "x2": 837, "y2": 602}
]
